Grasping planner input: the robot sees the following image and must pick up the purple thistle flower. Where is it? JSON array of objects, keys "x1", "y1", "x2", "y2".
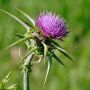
[{"x1": 36, "y1": 12, "x2": 68, "y2": 39}]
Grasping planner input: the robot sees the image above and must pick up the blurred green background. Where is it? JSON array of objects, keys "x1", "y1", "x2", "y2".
[{"x1": 0, "y1": 0, "x2": 90, "y2": 90}]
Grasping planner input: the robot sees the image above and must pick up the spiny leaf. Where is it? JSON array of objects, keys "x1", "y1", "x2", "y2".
[
  {"x1": 3, "y1": 38, "x2": 27, "y2": 51},
  {"x1": 50, "y1": 40, "x2": 73, "y2": 61},
  {"x1": 13, "y1": 33, "x2": 25, "y2": 38},
  {"x1": 16, "y1": 9, "x2": 35, "y2": 26},
  {"x1": 24, "y1": 22, "x2": 33, "y2": 28},
  {"x1": 53, "y1": 44, "x2": 73, "y2": 61},
  {"x1": 0, "y1": 9, "x2": 30, "y2": 31},
  {"x1": 50, "y1": 39, "x2": 61, "y2": 47},
  {"x1": 3, "y1": 72, "x2": 11, "y2": 84},
  {"x1": 43, "y1": 54, "x2": 52, "y2": 86},
  {"x1": 51, "y1": 52, "x2": 65, "y2": 67},
  {"x1": 7, "y1": 84, "x2": 16, "y2": 90},
  {"x1": 18, "y1": 46, "x2": 37, "y2": 63},
  {"x1": 0, "y1": 72, "x2": 11, "y2": 90},
  {"x1": 24, "y1": 52, "x2": 34, "y2": 66},
  {"x1": 42, "y1": 42, "x2": 48, "y2": 65}
]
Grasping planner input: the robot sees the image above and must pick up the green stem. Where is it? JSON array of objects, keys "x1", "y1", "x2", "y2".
[
  {"x1": 23, "y1": 53, "x2": 34, "y2": 90},
  {"x1": 23, "y1": 68, "x2": 30, "y2": 90}
]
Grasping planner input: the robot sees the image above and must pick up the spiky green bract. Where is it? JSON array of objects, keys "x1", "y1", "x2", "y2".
[
  {"x1": 43, "y1": 53, "x2": 52, "y2": 86},
  {"x1": 3, "y1": 38, "x2": 27, "y2": 51},
  {"x1": 16, "y1": 9, "x2": 35, "y2": 27},
  {"x1": 51, "y1": 52, "x2": 65, "y2": 67},
  {"x1": 52, "y1": 44, "x2": 73, "y2": 61},
  {"x1": 0, "y1": 9, "x2": 30, "y2": 31},
  {"x1": 13, "y1": 33, "x2": 25, "y2": 38},
  {"x1": 42, "y1": 42, "x2": 48, "y2": 65}
]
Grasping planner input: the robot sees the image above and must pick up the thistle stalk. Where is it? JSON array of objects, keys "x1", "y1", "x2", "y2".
[
  {"x1": 23, "y1": 52, "x2": 34, "y2": 90},
  {"x1": 23, "y1": 67, "x2": 30, "y2": 90}
]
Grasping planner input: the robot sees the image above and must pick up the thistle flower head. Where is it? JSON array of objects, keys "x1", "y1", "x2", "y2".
[{"x1": 36, "y1": 12, "x2": 68, "y2": 39}]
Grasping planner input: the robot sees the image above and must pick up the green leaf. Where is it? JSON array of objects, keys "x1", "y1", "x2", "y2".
[
  {"x1": 50, "y1": 39, "x2": 61, "y2": 47},
  {"x1": 51, "y1": 52, "x2": 66, "y2": 67},
  {"x1": 50, "y1": 40, "x2": 73, "y2": 61},
  {"x1": 0, "y1": 9, "x2": 30, "y2": 31},
  {"x1": 13, "y1": 33, "x2": 25, "y2": 38},
  {"x1": 24, "y1": 52, "x2": 34, "y2": 66},
  {"x1": 43, "y1": 54, "x2": 52, "y2": 86},
  {"x1": 3, "y1": 38, "x2": 27, "y2": 51},
  {"x1": 53, "y1": 44, "x2": 73, "y2": 61},
  {"x1": 2, "y1": 72, "x2": 11, "y2": 84},
  {"x1": 16, "y1": 9, "x2": 35, "y2": 26},
  {"x1": 42, "y1": 42, "x2": 48, "y2": 65},
  {"x1": 0, "y1": 72, "x2": 11, "y2": 90},
  {"x1": 7, "y1": 84, "x2": 16, "y2": 90},
  {"x1": 19, "y1": 46, "x2": 37, "y2": 63},
  {"x1": 0, "y1": 72, "x2": 17, "y2": 90}
]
